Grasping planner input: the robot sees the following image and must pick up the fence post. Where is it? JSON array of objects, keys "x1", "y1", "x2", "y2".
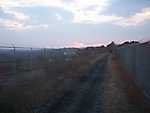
[
  {"x1": 135, "y1": 44, "x2": 137, "y2": 76},
  {"x1": 44, "y1": 48, "x2": 46, "y2": 57},
  {"x1": 134, "y1": 43, "x2": 138, "y2": 76},
  {"x1": 30, "y1": 48, "x2": 33, "y2": 70},
  {"x1": 12, "y1": 45, "x2": 16, "y2": 74}
]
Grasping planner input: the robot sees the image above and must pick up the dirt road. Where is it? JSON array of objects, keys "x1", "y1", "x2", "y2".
[{"x1": 33, "y1": 54, "x2": 144, "y2": 113}]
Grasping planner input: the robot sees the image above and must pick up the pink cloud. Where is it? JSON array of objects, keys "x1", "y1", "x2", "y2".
[
  {"x1": 67, "y1": 41, "x2": 101, "y2": 48},
  {"x1": 71, "y1": 42, "x2": 85, "y2": 48}
]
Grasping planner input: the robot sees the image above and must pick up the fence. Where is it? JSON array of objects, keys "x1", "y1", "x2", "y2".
[
  {"x1": 117, "y1": 42, "x2": 150, "y2": 101},
  {"x1": 0, "y1": 45, "x2": 48, "y2": 76}
]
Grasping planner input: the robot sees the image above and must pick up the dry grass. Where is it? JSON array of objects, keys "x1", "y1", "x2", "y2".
[{"x1": 0, "y1": 48, "x2": 106, "y2": 113}]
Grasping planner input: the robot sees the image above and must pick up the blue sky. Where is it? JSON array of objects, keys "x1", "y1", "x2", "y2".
[{"x1": 0, "y1": 0, "x2": 150, "y2": 48}]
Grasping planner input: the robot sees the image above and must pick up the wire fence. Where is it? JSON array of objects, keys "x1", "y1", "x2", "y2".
[{"x1": 0, "y1": 45, "x2": 48, "y2": 76}]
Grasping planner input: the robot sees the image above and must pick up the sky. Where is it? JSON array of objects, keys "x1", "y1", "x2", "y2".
[{"x1": 0, "y1": 0, "x2": 150, "y2": 48}]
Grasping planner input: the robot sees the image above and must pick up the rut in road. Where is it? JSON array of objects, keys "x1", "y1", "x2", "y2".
[{"x1": 33, "y1": 57, "x2": 107, "y2": 113}]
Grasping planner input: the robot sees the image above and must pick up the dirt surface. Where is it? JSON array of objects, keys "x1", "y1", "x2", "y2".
[
  {"x1": 0, "y1": 53, "x2": 147, "y2": 113},
  {"x1": 32, "y1": 54, "x2": 146, "y2": 113}
]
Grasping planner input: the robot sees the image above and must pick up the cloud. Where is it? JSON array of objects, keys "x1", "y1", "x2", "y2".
[
  {"x1": 0, "y1": 0, "x2": 150, "y2": 30},
  {"x1": 71, "y1": 41, "x2": 85, "y2": 48},
  {"x1": 73, "y1": 14, "x2": 122, "y2": 24},
  {"x1": 0, "y1": 0, "x2": 110, "y2": 21},
  {"x1": 1, "y1": 7, "x2": 30, "y2": 21},
  {"x1": 0, "y1": 0, "x2": 66, "y2": 8},
  {"x1": 68, "y1": 41, "x2": 101, "y2": 48},
  {"x1": 55, "y1": 13, "x2": 63, "y2": 21},
  {"x1": 116, "y1": 8, "x2": 150, "y2": 27},
  {"x1": 0, "y1": 0, "x2": 110, "y2": 29},
  {"x1": 0, "y1": 18, "x2": 48, "y2": 31},
  {"x1": 0, "y1": 6, "x2": 48, "y2": 31},
  {"x1": 0, "y1": 18, "x2": 24, "y2": 30},
  {"x1": 72, "y1": 7, "x2": 150, "y2": 27},
  {"x1": 64, "y1": 0, "x2": 110, "y2": 23}
]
